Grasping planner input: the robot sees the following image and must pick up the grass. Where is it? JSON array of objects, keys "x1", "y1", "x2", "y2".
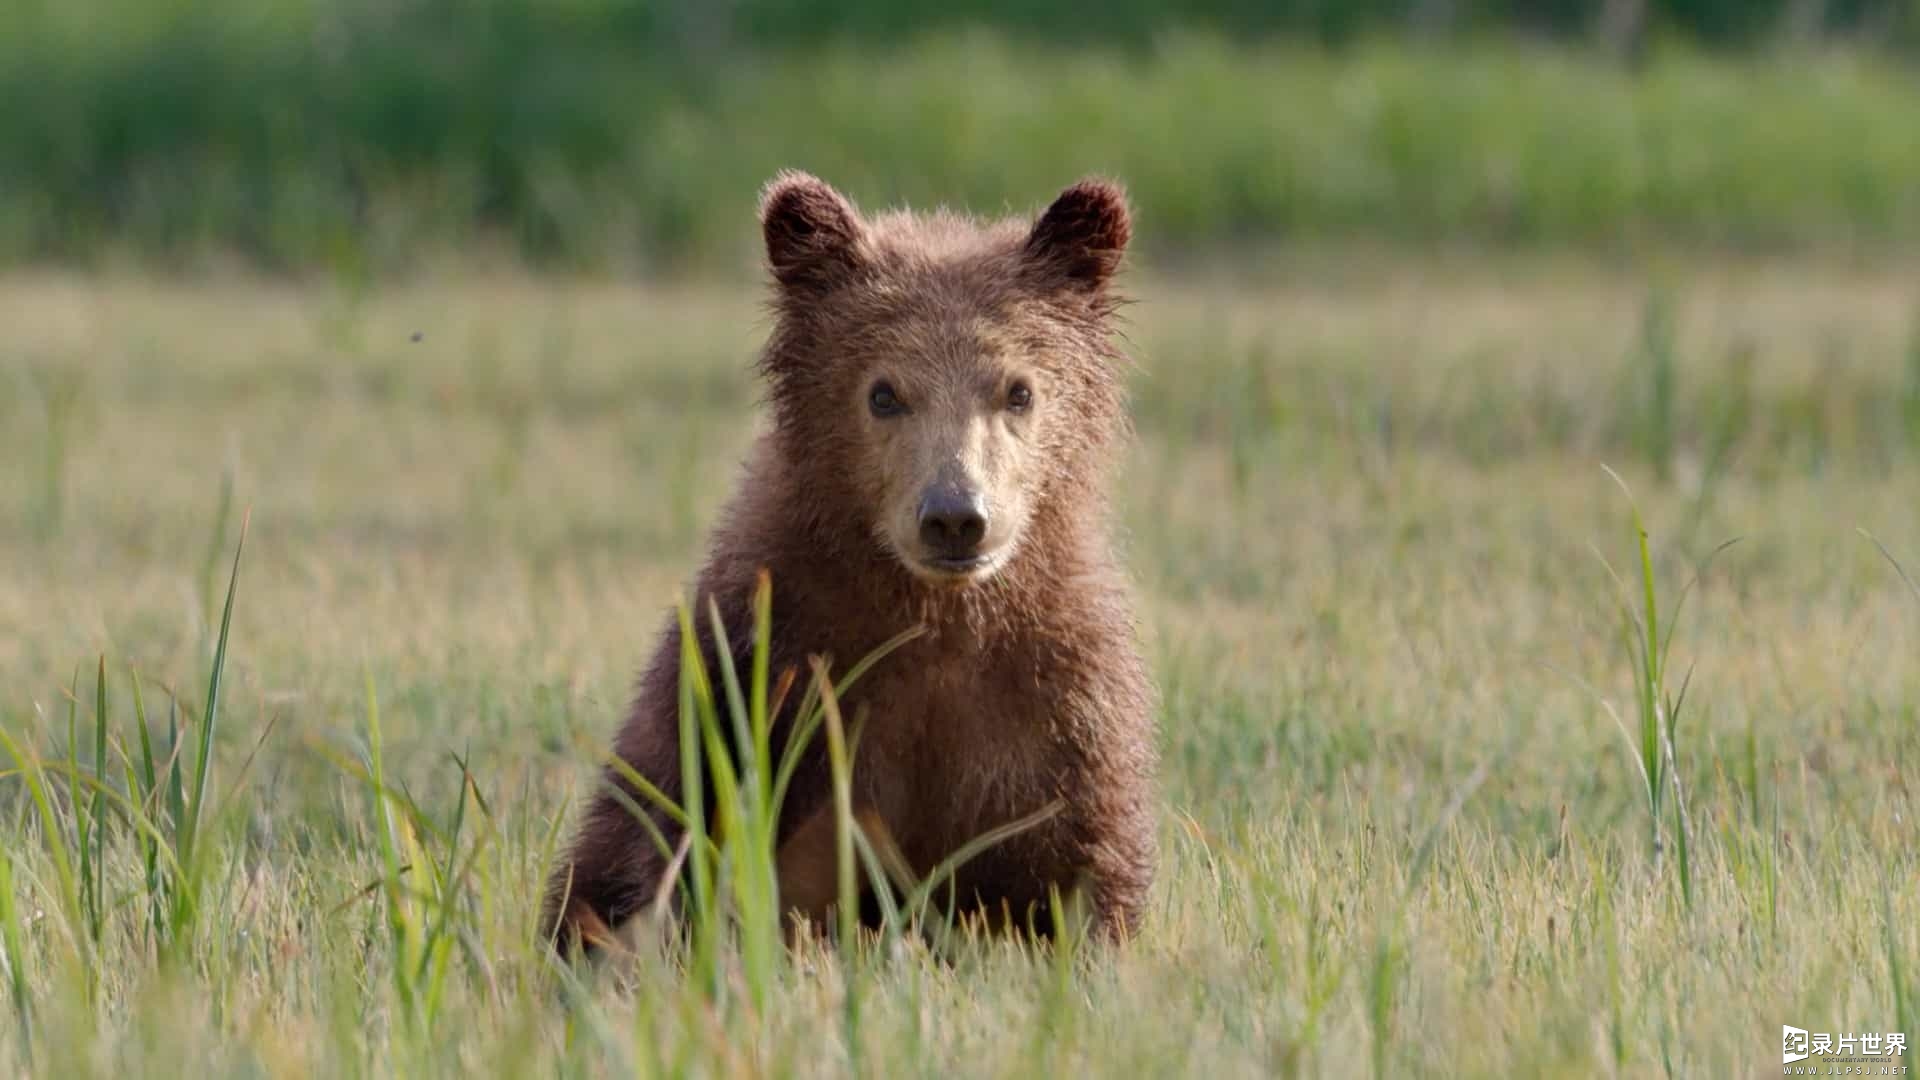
[
  {"x1": 3, "y1": 22, "x2": 1920, "y2": 270},
  {"x1": 2, "y1": 251, "x2": 1919, "y2": 1074}
]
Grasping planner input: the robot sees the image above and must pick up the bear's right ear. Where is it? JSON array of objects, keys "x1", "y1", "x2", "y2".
[
  {"x1": 759, "y1": 171, "x2": 865, "y2": 294},
  {"x1": 1023, "y1": 178, "x2": 1131, "y2": 297}
]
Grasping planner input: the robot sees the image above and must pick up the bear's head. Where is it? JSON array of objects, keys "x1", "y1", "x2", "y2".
[{"x1": 756, "y1": 171, "x2": 1132, "y2": 587}]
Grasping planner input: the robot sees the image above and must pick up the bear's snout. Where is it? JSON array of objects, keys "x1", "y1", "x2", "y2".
[{"x1": 917, "y1": 486, "x2": 989, "y2": 564}]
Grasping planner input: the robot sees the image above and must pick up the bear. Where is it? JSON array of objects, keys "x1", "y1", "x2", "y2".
[{"x1": 543, "y1": 171, "x2": 1157, "y2": 954}]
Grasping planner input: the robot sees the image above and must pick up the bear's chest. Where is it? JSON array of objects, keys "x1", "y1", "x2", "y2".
[{"x1": 846, "y1": 642, "x2": 1068, "y2": 867}]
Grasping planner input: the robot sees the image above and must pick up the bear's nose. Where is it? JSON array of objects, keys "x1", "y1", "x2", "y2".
[{"x1": 917, "y1": 488, "x2": 988, "y2": 559}]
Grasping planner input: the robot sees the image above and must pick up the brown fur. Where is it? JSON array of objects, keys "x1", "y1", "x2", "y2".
[{"x1": 543, "y1": 172, "x2": 1157, "y2": 953}]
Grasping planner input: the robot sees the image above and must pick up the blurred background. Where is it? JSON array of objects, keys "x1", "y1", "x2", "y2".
[{"x1": 3, "y1": 0, "x2": 1918, "y2": 275}]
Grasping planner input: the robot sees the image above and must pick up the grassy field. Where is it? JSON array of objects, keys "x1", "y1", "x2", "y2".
[
  {"x1": 3, "y1": 255, "x2": 1919, "y2": 1075},
  {"x1": 5, "y1": 24, "x2": 1920, "y2": 268}
]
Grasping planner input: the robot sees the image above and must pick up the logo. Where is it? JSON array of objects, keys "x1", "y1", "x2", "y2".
[
  {"x1": 1787, "y1": 1026, "x2": 1810, "y2": 1064},
  {"x1": 1783, "y1": 1024, "x2": 1908, "y2": 1073}
]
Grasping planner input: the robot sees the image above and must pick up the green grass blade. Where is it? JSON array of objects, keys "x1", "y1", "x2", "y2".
[
  {"x1": 88, "y1": 656, "x2": 109, "y2": 946},
  {"x1": 772, "y1": 624, "x2": 923, "y2": 822},
  {"x1": 750, "y1": 570, "x2": 773, "y2": 796},
  {"x1": 810, "y1": 658, "x2": 860, "y2": 953},
  {"x1": 130, "y1": 669, "x2": 160, "y2": 839},
  {"x1": 205, "y1": 710, "x2": 283, "y2": 832},
  {"x1": 849, "y1": 828, "x2": 906, "y2": 933},
  {"x1": 595, "y1": 753, "x2": 689, "y2": 857},
  {"x1": 673, "y1": 600, "x2": 716, "y2": 974},
  {"x1": 181, "y1": 505, "x2": 249, "y2": 873},
  {"x1": 0, "y1": 848, "x2": 31, "y2": 1063},
  {"x1": 1888, "y1": 883, "x2": 1914, "y2": 1041},
  {"x1": 363, "y1": 671, "x2": 413, "y2": 1014},
  {"x1": 165, "y1": 698, "x2": 186, "y2": 848},
  {"x1": 705, "y1": 597, "x2": 757, "y2": 813},
  {"x1": 198, "y1": 464, "x2": 235, "y2": 641},
  {"x1": 1403, "y1": 761, "x2": 1493, "y2": 897},
  {"x1": 1630, "y1": 508, "x2": 1662, "y2": 792},
  {"x1": 901, "y1": 800, "x2": 1068, "y2": 928},
  {"x1": 1860, "y1": 529, "x2": 1920, "y2": 611},
  {"x1": 114, "y1": 740, "x2": 167, "y2": 942},
  {"x1": 829, "y1": 625, "x2": 925, "y2": 704},
  {"x1": 770, "y1": 705, "x2": 826, "y2": 824},
  {"x1": 1656, "y1": 538, "x2": 1742, "y2": 677},
  {"x1": 130, "y1": 668, "x2": 157, "y2": 795},
  {"x1": 1766, "y1": 779, "x2": 1780, "y2": 939},
  {"x1": 64, "y1": 666, "x2": 88, "y2": 944},
  {"x1": 0, "y1": 728, "x2": 80, "y2": 954},
  {"x1": 1589, "y1": 538, "x2": 1659, "y2": 813},
  {"x1": 418, "y1": 754, "x2": 473, "y2": 987}
]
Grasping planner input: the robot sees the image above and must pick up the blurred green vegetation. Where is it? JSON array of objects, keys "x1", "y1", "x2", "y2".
[{"x1": 1, "y1": 1, "x2": 1918, "y2": 271}]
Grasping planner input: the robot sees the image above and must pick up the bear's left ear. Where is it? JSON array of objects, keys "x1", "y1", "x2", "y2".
[
  {"x1": 1023, "y1": 178, "x2": 1131, "y2": 296},
  {"x1": 760, "y1": 170, "x2": 866, "y2": 294}
]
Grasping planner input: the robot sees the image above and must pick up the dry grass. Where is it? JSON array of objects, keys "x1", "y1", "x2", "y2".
[{"x1": 1, "y1": 255, "x2": 1917, "y2": 1076}]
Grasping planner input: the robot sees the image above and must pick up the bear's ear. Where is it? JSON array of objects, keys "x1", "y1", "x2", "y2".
[
  {"x1": 1023, "y1": 178, "x2": 1131, "y2": 296},
  {"x1": 760, "y1": 171, "x2": 865, "y2": 293}
]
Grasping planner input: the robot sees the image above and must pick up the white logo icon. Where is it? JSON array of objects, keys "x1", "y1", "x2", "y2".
[{"x1": 1785, "y1": 1025, "x2": 1810, "y2": 1065}]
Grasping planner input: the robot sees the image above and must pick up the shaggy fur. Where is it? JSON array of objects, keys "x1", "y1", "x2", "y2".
[{"x1": 543, "y1": 172, "x2": 1157, "y2": 953}]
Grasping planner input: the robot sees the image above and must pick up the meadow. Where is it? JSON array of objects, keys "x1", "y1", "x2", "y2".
[
  {"x1": 2, "y1": 250, "x2": 1917, "y2": 1076},
  {"x1": 4, "y1": 24, "x2": 1920, "y2": 269}
]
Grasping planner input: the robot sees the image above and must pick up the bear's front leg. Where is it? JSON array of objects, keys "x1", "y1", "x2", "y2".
[
  {"x1": 543, "y1": 769, "x2": 678, "y2": 954},
  {"x1": 1074, "y1": 773, "x2": 1158, "y2": 942}
]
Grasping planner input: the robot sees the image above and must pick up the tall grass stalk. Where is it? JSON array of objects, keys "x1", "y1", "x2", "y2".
[
  {"x1": 1860, "y1": 529, "x2": 1920, "y2": 610},
  {"x1": 1591, "y1": 467, "x2": 1737, "y2": 908},
  {"x1": 170, "y1": 507, "x2": 249, "y2": 941},
  {"x1": 196, "y1": 466, "x2": 235, "y2": 649},
  {"x1": 0, "y1": 848, "x2": 28, "y2": 1062},
  {"x1": 813, "y1": 655, "x2": 864, "y2": 1069},
  {"x1": 65, "y1": 659, "x2": 111, "y2": 957},
  {"x1": 1891, "y1": 884, "x2": 1916, "y2": 1054},
  {"x1": 1870, "y1": 529, "x2": 1919, "y2": 1037}
]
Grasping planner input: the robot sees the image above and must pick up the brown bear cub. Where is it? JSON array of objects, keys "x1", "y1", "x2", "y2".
[{"x1": 544, "y1": 172, "x2": 1157, "y2": 954}]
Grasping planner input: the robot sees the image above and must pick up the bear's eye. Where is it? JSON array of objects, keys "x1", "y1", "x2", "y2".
[
  {"x1": 1006, "y1": 381, "x2": 1034, "y2": 413},
  {"x1": 869, "y1": 380, "x2": 906, "y2": 418}
]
